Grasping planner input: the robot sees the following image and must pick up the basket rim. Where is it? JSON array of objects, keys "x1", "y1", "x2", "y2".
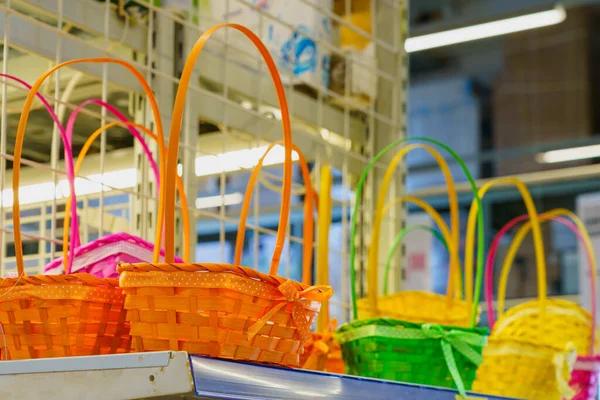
[
  {"x1": 117, "y1": 261, "x2": 312, "y2": 291},
  {"x1": 0, "y1": 273, "x2": 119, "y2": 288},
  {"x1": 337, "y1": 317, "x2": 489, "y2": 335},
  {"x1": 357, "y1": 290, "x2": 473, "y2": 308},
  {"x1": 496, "y1": 298, "x2": 592, "y2": 316}
]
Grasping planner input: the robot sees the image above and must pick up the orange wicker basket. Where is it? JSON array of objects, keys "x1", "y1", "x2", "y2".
[
  {"x1": 231, "y1": 141, "x2": 323, "y2": 369},
  {"x1": 232, "y1": 144, "x2": 343, "y2": 372},
  {"x1": 0, "y1": 56, "x2": 167, "y2": 359},
  {"x1": 117, "y1": 23, "x2": 332, "y2": 367}
]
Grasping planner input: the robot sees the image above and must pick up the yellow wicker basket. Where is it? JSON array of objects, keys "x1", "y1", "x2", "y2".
[
  {"x1": 356, "y1": 143, "x2": 472, "y2": 326},
  {"x1": 470, "y1": 180, "x2": 591, "y2": 400},
  {"x1": 117, "y1": 23, "x2": 332, "y2": 367}
]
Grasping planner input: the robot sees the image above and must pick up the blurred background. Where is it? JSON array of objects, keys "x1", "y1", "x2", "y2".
[{"x1": 406, "y1": 0, "x2": 600, "y2": 312}]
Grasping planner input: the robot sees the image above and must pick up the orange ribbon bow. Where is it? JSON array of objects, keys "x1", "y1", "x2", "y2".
[
  {"x1": 302, "y1": 319, "x2": 340, "y2": 370},
  {"x1": 247, "y1": 279, "x2": 333, "y2": 342}
]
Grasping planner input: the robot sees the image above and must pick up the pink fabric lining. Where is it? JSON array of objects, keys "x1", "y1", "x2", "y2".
[
  {"x1": 485, "y1": 215, "x2": 596, "y2": 354},
  {"x1": 44, "y1": 232, "x2": 182, "y2": 277}
]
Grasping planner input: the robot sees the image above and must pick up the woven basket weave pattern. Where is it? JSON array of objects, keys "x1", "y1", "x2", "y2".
[
  {"x1": 473, "y1": 299, "x2": 591, "y2": 399},
  {"x1": 338, "y1": 319, "x2": 486, "y2": 389},
  {"x1": 357, "y1": 291, "x2": 472, "y2": 327},
  {"x1": 0, "y1": 276, "x2": 130, "y2": 360},
  {"x1": 473, "y1": 337, "x2": 576, "y2": 400},
  {"x1": 493, "y1": 299, "x2": 592, "y2": 352},
  {"x1": 119, "y1": 262, "x2": 324, "y2": 367}
]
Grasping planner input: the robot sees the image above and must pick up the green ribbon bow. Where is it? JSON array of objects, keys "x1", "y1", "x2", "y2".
[
  {"x1": 418, "y1": 324, "x2": 484, "y2": 398},
  {"x1": 337, "y1": 322, "x2": 486, "y2": 399}
]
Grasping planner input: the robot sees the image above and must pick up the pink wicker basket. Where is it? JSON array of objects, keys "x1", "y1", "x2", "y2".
[{"x1": 44, "y1": 232, "x2": 183, "y2": 277}]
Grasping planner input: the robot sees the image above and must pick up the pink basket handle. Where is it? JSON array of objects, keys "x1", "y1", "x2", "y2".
[
  {"x1": 65, "y1": 99, "x2": 160, "y2": 188},
  {"x1": 486, "y1": 213, "x2": 596, "y2": 355},
  {"x1": 63, "y1": 99, "x2": 160, "y2": 274},
  {"x1": 0, "y1": 74, "x2": 78, "y2": 273}
]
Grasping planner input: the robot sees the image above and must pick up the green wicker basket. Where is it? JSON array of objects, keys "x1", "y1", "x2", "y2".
[
  {"x1": 338, "y1": 138, "x2": 489, "y2": 398},
  {"x1": 337, "y1": 318, "x2": 488, "y2": 392}
]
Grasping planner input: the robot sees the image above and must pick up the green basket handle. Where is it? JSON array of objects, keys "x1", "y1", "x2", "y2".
[
  {"x1": 383, "y1": 225, "x2": 449, "y2": 295},
  {"x1": 349, "y1": 137, "x2": 484, "y2": 328}
]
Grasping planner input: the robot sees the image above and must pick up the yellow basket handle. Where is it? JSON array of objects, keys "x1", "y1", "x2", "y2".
[
  {"x1": 496, "y1": 209, "x2": 596, "y2": 354},
  {"x1": 379, "y1": 196, "x2": 458, "y2": 296},
  {"x1": 62, "y1": 121, "x2": 191, "y2": 269},
  {"x1": 13, "y1": 58, "x2": 164, "y2": 277},
  {"x1": 161, "y1": 24, "x2": 293, "y2": 275},
  {"x1": 316, "y1": 164, "x2": 333, "y2": 333},
  {"x1": 464, "y1": 177, "x2": 546, "y2": 319},
  {"x1": 367, "y1": 144, "x2": 461, "y2": 314},
  {"x1": 234, "y1": 142, "x2": 315, "y2": 282}
]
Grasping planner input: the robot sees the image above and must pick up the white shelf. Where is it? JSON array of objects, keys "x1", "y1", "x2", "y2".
[{"x1": 0, "y1": 351, "x2": 517, "y2": 400}]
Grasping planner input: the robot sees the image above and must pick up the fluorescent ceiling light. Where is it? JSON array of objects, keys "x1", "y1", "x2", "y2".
[
  {"x1": 195, "y1": 192, "x2": 244, "y2": 209},
  {"x1": 536, "y1": 144, "x2": 600, "y2": 164},
  {"x1": 1, "y1": 168, "x2": 137, "y2": 207},
  {"x1": 405, "y1": 6, "x2": 566, "y2": 53},
  {"x1": 2, "y1": 144, "x2": 297, "y2": 207},
  {"x1": 194, "y1": 145, "x2": 299, "y2": 177}
]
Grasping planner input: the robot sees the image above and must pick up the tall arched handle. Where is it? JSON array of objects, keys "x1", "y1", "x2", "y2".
[
  {"x1": 464, "y1": 178, "x2": 544, "y2": 322},
  {"x1": 348, "y1": 137, "x2": 484, "y2": 328},
  {"x1": 233, "y1": 142, "x2": 315, "y2": 283},
  {"x1": 0, "y1": 73, "x2": 78, "y2": 275},
  {"x1": 13, "y1": 58, "x2": 164, "y2": 277},
  {"x1": 61, "y1": 99, "x2": 161, "y2": 272},
  {"x1": 62, "y1": 120, "x2": 191, "y2": 269},
  {"x1": 367, "y1": 143, "x2": 461, "y2": 316},
  {"x1": 162, "y1": 24, "x2": 292, "y2": 276}
]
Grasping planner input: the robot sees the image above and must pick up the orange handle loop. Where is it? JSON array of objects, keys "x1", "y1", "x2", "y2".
[
  {"x1": 234, "y1": 142, "x2": 315, "y2": 283},
  {"x1": 63, "y1": 121, "x2": 191, "y2": 268},
  {"x1": 162, "y1": 24, "x2": 292, "y2": 275},
  {"x1": 13, "y1": 58, "x2": 164, "y2": 276}
]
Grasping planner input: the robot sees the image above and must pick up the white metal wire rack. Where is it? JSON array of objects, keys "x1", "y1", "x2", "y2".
[{"x1": 0, "y1": 0, "x2": 407, "y2": 325}]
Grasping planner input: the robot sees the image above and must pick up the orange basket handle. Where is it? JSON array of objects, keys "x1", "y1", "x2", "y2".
[
  {"x1": 161, "y1": 24, "x2": 293, "y2": 275},
  {"x1": 62, "y1": 120, "x2": 192, "y2": 270},
  {"x1": 13, "y1": 58, "x2": 164, "y2": 277},
  {"x1": 233, "y1": 142, "x2": 315, "y2": 283}
]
